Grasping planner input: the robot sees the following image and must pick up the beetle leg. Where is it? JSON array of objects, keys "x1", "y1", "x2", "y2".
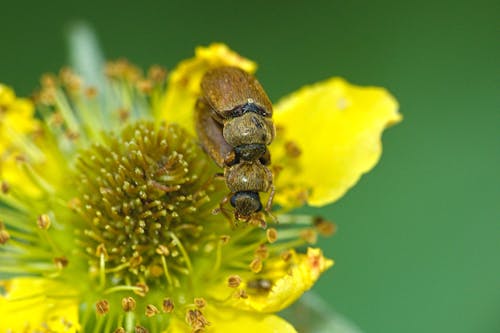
[
  {"x1": 266, "y1": 184, "x2": 275, "y2": 212},
  {"x1": 213, "y1": 172, "x2": 225, "y2": 181},
  {"x1": 259, "y1": 148, "x2": 271, "y2": 165},
  {"x1": 264, "y1": 184, "x2": 278, "y2": 223},
  {"x1": 195, "y1": 97, "x2": 233, "y2": 168},
  {"x1": 223, "y1": 150, "x2": 238, "y2": 167},
  {"x1": 248, "y1": 212, "x2": 267, "y2": 229},
  {"x1": 212, "y1": 194, "x2": 235, "y2": 227}
]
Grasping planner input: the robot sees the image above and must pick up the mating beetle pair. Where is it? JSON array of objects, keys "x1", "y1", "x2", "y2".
[{"x1": 195, "y1": 66, "x2": 275, "y2": 224}]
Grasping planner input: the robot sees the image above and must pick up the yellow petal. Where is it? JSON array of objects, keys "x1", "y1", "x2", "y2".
[
  {"x1": 0, "y1": 277, "x2": 79, "y2": 332},
  {"x1": 0, "y1": 84, "x2": 16, "y2": 106},
  {"x1": 166, "y1": 307, "x2": 296, "y2": 333},
  {"x1": 0, "y1": 83, "x2": 39, "y2": 153},
  {"x1": 0, "y1": 152, "x2": 42, "y2": 197},
  {"x1": 228, "y1": 248, "x2": 333, "y2": 313},
  {"x1": 271, "y1": 77, "x2": 401, "y2": 207},
  {"x1": 0, "y1": 84, "x2": 43, "y2": 197},
  {"x1": 158, "y1": 43, "x2": 256, "y2": 134},
  {"x1": 206, "y1": 310, "x2": 296, "y2": 333}
]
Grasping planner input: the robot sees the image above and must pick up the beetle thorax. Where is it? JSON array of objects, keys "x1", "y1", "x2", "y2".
[{"x1": 222, "y1": 112, "x2": 273, "y2": 147}]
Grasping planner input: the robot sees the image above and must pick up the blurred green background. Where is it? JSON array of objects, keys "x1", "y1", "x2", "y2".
[{"x1": 1, "y1": 0, "x2": 498, "y2": 332}]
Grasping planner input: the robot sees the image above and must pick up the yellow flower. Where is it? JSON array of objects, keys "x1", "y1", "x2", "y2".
[
  {"x1": 0, "y1": 43, "x2": 400, "y2": 332},
  {"x1": 159, "y1": 43, "x2": 401, "y2": 209}
]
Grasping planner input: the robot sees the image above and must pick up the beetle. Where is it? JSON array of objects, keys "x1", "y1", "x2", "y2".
[{"x1": 195, "y1": 66, "x2": 275, "y2": 224}]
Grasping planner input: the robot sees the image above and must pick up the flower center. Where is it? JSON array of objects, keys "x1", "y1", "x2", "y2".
[{"x1": 74, "y1": 121, "x2": 221, "y2": 286}]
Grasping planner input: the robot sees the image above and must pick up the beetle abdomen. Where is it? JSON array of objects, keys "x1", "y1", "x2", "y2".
[{"x1": 224, "y1": 162, "x2": 271, "y2": 193}]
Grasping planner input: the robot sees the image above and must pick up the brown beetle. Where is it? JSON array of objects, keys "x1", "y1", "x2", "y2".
[{"x1": 195, "y1": 66, "x2": 275, "y2": 223}]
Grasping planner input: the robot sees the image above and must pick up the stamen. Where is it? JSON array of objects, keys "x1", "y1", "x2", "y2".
[
  {"x1": 137, "y1": 80, "x2": 153, "y2": 94},
  {"x1": 234, "y1": 289, "x2": 248, "y2": 299},
  {"x1": 133, "y1": 283, "x2": 149, "y2": 297},
  {"x1": 122, "y1": 297, "x2": 136, "y2": 312},
  {"x1": 155, "y1": 245, "x2": 173, "y2": 285},
  {"x1": 148, "y1": 65, "x2": 167, "y2": 84},
  {"x1": 36, "y1": 214, "x2": 51, "y2": 230},
  {"x1": 0, "y1": 223, "x2": 10, "y2": 244},
  {"x1": 162, "y1": 298, "x2": 174, "y2": 313},
  {"x1": 53, "y1": 89, "x2": 81, "y2": 135},
  {"x1": 96, "y1": 299, "x2": 110, "y2": 315},
  {"x1": 227, "y1": 275, "x2": 242, "y2": 288},
  {"x1": 284, "y1": 141, "x2": 302, "y2": 158},
  {"x1": 0, "y1": 234, "x2": 10, "y2": 247},
  {"x1": 212, "y1": 237, "x2": 223, "y2": 273},
  {"x1": 274, "y1": 214, "x2": 315, "y2": 225},
  {"x1": 220, "y1": 235, "x2": 231, "y2": 244},
  {"x1": 270, "y1": 240, "x2": 307, "y2": 254},
  {"x1": 314, "y1": 216, "x2": 337, "y2": 236},
  {"x1": 185, "y1": 308, "x2": 210, "y2": 332},
  {"x1": 249, "y1": 258, "x2": 263, "y2": 273},
  {"x1": 280, "y1": 250, "x2": 293, "y2": 262},
  {"x1": 135, "y1": 325, "x2": 148, "y2": 333},
  {"x1": 145, "y1": 304, "x2": 160, "y2": 317},
  {"x1": 1, "y1": 181, "x2": 9, "y2": 194},
  {"x1": 96, "y1": 243, "x2": 108, "y2": 287},
  {"x1": 4, "y1": 127, "x2": 45, "y2": 163},
  {"x1": 254, "y1": 244, "x2": 269, "y2": 260},
  {"x1": 194, "y1": 297, "x2": 206, "y2": 309},
  {"x1": 104, "y1": 284, "x2": 147, "y2": 295},
  {"x1": 19, "y1": 158, "x2": 54, "y2": 194},
  {"x1": 85, "y1": 87, "x2": 98, "y2": 98},
  {"x1": 266, "y1": 228, "x2": 278, "y2": 243},
  {"x1": 53, "y1": 256, "x2": 69, "y2": 269},
  {"x1": 300, "y1": 229, "x2": 318, "y2": 244},
  {"x1": 168, "y1": 231, "x2": 192, "y2": 273}
]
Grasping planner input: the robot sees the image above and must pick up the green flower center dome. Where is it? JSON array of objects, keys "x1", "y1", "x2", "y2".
[{"x1": 74, "y1": 121, "x2": 220, "y2": 286}]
